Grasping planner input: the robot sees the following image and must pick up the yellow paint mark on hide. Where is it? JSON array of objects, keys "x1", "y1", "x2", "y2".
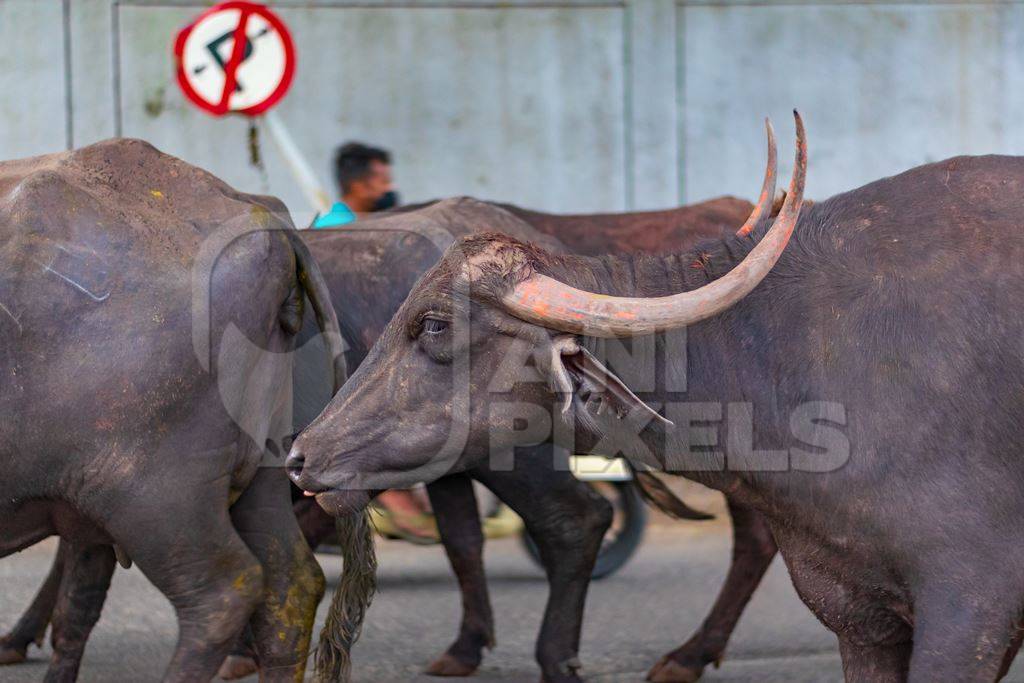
[
  {"x1": 250, "y1": 205, "x2": 271, "y2": 228},
  {"x1": 149, "y1": 190, "x2": 164, "y2": 199},
  {"x1": 232, "y1": 573, "x2": 250, "y2": 593}
]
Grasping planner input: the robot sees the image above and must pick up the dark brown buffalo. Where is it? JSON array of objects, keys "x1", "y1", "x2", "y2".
[
  {"x1": 397, "y1": 195, "x2": 757, "y2": 257},
  {"x1": 290, "y1": 114, "x2": 1024, "y2": 682},
  {"x1": 0, "y1": 139, "x2": 365, "y2": 682},
  {"x1": 5, "y1": 194, "x2": 772, "y2": 683},
  {"x1": 235, "y1": 196, "x2": 772, "y2": 682},
  {"x1": 494, "y1": 197, "x2": 757, "y2": 256},
  {"x1": 299, "y1": 197, "x2": 778, "y2": 683},
  {"x1": 289, "y1": 197, "x2": 776, "y2": 683}
]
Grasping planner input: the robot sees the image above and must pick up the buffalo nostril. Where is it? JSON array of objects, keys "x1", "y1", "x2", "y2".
[{"x1": 285, "y1": 449, "x2": 306, "y2": 482}]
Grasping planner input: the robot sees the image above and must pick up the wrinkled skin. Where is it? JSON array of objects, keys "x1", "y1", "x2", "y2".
[
  {"x1": 0, "y1": 139, "x2": 342, "y2": 682},
  {"x1": 6, "y1": 196, "x2": 773, "y2": 683},
  {"x1": 292, "y1": 154, "x2": 1024, "y2": 682}
]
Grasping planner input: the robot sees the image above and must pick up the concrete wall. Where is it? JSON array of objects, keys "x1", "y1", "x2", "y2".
[{"x1": 2, "y1": 0, "x2": 1022, "y2": 217}]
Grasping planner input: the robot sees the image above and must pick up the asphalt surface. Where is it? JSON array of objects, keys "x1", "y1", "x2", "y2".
[{"x1": 2, "y1": 499, "x2": 1023, "y2": 683}]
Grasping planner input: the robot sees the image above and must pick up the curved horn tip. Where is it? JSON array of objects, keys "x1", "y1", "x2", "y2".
[
  {"x1": 501, "y1": 115, "x2": 807, "y2": 337},
  {"x1": 735, "y1": 116, "x2": 778, "y2": 238},
  {"x1": 779, "y1": 109, "x2": 808, "y2": 215},
  {"x1": 793, "y1": 111, "x2": 807, "y2": 173}
]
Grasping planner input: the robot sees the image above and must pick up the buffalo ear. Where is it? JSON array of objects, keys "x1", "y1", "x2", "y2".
[{"x1": 546, "y1": 335, "x2": 673, "y2": 427}]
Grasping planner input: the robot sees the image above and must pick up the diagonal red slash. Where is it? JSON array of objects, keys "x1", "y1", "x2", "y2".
[{"x1": 215, "y1": 7, "x2": 252, "y2": 115}]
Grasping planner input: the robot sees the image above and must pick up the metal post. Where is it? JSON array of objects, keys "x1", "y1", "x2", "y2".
[{"x1": 263, "y1": 109, "x2": 331, "y2": 221}]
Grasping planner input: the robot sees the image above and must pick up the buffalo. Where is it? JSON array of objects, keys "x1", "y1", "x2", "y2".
[
  {"x1": 290, "y1": 112, "x2": 1024, "y2": 682},
  {"x1": 2, "y1": 189, "x2": 768, "y2": 682},
  {"x1": 294, "y1": 198, "x2": 759, "y2": 683},
  {"x1": 0, "y1": 139, "x2": 371, "y2": 682},
  {"x1": 242, "y1": 196, "x2": 766, "y2": 682}
]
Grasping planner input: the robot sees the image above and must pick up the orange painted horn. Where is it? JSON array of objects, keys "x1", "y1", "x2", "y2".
[
  {"x1": 736, "y1": 119, "x2": 778, "y2": 237},
  {"x1": 501, "y1": 111, "x2": 806, "y2": 338}
]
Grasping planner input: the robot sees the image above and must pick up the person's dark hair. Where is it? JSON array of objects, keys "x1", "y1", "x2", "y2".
[{"x1": 333, "y1": 142, "x2": 391, "y2": 193}]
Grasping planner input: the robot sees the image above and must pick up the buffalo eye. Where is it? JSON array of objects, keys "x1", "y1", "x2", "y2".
[{"x1": 421, "y1": 317, "x2": 449, "y2": 335}]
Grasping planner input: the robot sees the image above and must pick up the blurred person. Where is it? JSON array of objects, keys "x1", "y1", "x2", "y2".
[
  {"x1": 313, "y1": 142, "x2": 433, "y2": 538},
  {"x1": 313, "y1": 141, "x2": 399, "y2": 228}
]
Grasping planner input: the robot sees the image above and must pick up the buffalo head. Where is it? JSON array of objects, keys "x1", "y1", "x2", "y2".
[{"x1": 287, "y1": 113, "x2": 807, "y2": 517}]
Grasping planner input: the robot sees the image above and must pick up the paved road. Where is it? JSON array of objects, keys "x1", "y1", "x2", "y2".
[{"x1": 3, "y1": 514, "x2": 1023, "y2": 682}]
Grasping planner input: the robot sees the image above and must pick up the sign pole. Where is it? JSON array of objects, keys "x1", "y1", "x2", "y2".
[
  {"x1": 263, "y1": 110, "x2": 332, "y2": 220},
  {"x1": 176, "y1": 2, "x2": 328, "y2": 221}
]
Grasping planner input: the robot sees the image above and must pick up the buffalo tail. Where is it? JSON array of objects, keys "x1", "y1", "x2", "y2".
[
  {"x1": 314, "y1": 512, "x2": 378, "y2": 683},
  {"x1": 633, "y1": 471, "x2": 714, "y2": 521}
]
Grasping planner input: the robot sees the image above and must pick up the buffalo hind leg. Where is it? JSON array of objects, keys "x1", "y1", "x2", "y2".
[
  {"x1": 997, "y1": 625, "x2": 1023, "y2": 681},
  {"x1": 908, "y1": 583, "x2": 1022, "y2": 682},
  {"x1": 221, "y1": 491, "x2": 336, "y2": 680},
  {"x1": 423, "y1": 474, "x2": 494, "y2": 677},
  {"x1": 105, "y1": 484, "x2": 265, "y2": 682},
  {"x1": 43, "y1": 544, "x2": 116, "y2": 683},
  {"x1": 218, "y1": 626, "x2": 259, "y2": 681},
  {"x1": 838, "y1": 639, "x2": 911, "y2": 682},
  {"x1": 647, "y1": 500, "x2": 777, "y2": 683},
  {"x1": 0, "y1": 540, "x2": 67, "y2": 664},
  {"x1": 228, "y1": 468, "x2": 325, "y2": 683},
  {"x1": 294, "y1": 494, "x2": 339, "y2": 550},
  {"x1": 478, "y1": 462, "x2": 611, "y2": 683}
]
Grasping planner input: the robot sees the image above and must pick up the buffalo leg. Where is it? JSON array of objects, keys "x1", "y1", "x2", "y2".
[
  {"x1": 294, "y1": 494, "x2": 339, "y2": 550},
  {"x1": 221, "y1": 492, "x2": 336, "y2": 680},
  {"x1": 837, "y1": 639, "x2": 911, "y2": 682},
  {"x1": 907, "y1": 586, "x2": 1021, "y2": 682},
  {"x1": 477, "y1": 463, "x2": 612, "y2": 683},
  {"x1": 647, "y1": 500, "x2": 777, "y2": 683},
  {"x1": 423, "y1": 474, "x2": 494, "y2": 677},
  {"x1": 105, "y1": 482, "x2": 266, "y2": 682},
  {"x1": 43, "y1": 544, "x2": 116, "y2": 683},
  {"x1": 997, "y1": 625, "x2": 1023, "y2": 681},
  {"x1": 218, "y1": 626, "x2": 259, "y2": 681},
  {"x1": 229, "y1": 467, "x2": 325, "y2": 683},
  {"x1": 0, "y1": 540, "x2": 66, "y2": 664}
]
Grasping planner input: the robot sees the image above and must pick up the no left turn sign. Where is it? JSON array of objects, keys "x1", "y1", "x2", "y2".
[{"x1": 174, "y1": 1, "x2": 295, "y2": 117}]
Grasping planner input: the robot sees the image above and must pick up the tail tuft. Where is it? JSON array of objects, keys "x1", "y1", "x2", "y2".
[{"x1": 313, "y1": 511, "x2": 377, "y2": 683}]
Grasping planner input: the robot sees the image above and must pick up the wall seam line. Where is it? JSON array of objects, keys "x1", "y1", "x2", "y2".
[
  {"x1": 112, "y1": 0, "x2": 122, "y2": 137},
  {"x1": 62, "y1": 0, "x2": 74, "y2": 149},
  {"x1": 623, "y1": 1, "x2": 634, "y2": 210}
]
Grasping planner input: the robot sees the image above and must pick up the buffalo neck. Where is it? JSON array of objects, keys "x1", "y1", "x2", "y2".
[{"x1": 539, "y1": 229, "x2": 808, "y2": 506}]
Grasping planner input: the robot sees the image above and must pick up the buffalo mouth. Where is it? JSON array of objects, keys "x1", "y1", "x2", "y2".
[{"x1": 314, "y1": 488, "x2": 378, "y2": 517}]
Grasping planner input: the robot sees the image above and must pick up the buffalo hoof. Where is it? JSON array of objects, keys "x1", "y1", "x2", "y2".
[
  {"x1": 424, "y1": 653, "x2": 478, "y2": 677},
  {"x1": 646, "y1": 656, "x2": 704, "y2": 683},
  {"x1": 218, "y1": 655, "x2": 258, "y2": 680},
  {"x1": 539, "y1": 675, "x2": 583, "y2": 683},
  {"x1": 0, "y1": 642, "x2": 28, "y2": 666}
]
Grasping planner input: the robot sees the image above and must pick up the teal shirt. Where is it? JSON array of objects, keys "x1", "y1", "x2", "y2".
[{"x1": 312, "y1": 202, "x2": 357, "y2": 228}]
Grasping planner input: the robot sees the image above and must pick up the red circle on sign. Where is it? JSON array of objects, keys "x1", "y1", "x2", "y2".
[{"x1": 173, "y1": 1, "x2": 295, "y2": 117}]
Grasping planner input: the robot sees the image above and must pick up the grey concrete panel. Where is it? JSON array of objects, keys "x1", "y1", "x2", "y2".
[
  {"x1": 0, "y1": 0, "x2": 69, "y2": 159},
  {"x1": 679, "y1": 2, "x2": 1024, "y2": 203},
  {"x1": 117, "y1": 4, "x2": 627, "y2": 215},
  {"x1": 628, "y1": 0, "x2": 680, "y2": 210},
  {"x1": 69, "y1": 0, "x2": 116, "y2": 148},
  {"x1": 5, "y1": 1, "x2": 1024, "y2": 216}
]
